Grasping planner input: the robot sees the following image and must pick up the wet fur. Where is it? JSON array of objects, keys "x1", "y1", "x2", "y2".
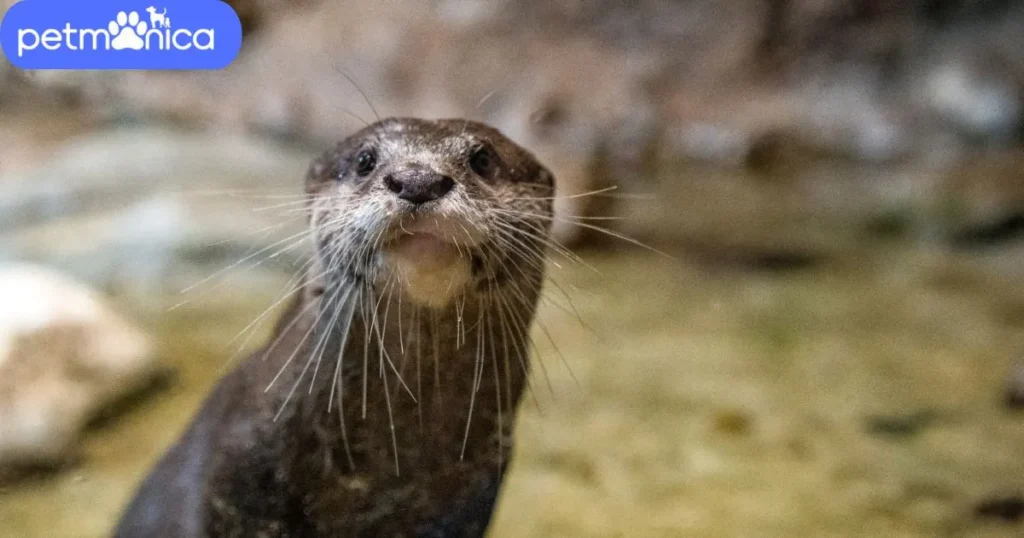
[{"x1": 115, "y1": 119, "x2": 555, "y2": 537}]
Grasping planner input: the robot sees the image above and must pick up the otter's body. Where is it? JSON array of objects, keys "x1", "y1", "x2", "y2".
[{"x1": 115, "y1": 118, "x2": 554, "y2": 537}]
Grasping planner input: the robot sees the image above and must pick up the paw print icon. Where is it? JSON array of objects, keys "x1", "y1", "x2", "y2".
[{"x1": 109, "y1": 11, "x2": 148, "y2": 50}]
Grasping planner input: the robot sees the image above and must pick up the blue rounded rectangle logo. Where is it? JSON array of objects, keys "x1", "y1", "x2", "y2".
[{"x1": 1, "y1": 0, "x2": 242, "y2": 69}]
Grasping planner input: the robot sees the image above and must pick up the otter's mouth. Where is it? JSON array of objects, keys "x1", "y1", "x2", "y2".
[
  {"x1": 381, "y1": 216, "x2": 478, "y2": 307},
  {"x1": 386, "y1": 215, "x2": 483, "y2": 261},
  {"x1": 388, "y1": 227, "x2": 462, "y2": 270}
]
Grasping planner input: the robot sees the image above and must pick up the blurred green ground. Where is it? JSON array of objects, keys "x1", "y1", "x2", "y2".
[{"x1": 2, "y1": 243, "x2": 1023, "y2": 537}]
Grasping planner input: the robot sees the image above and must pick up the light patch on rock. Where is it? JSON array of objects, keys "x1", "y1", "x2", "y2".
[
  {"x1": 0, "y1": 264, "x2": 157, "y2": 468},
  {"x1": 925, "y1": 61, "x2": 1022, "y2": 140},
  {"x1": 677, "y1": 123, "x2": 751, "y2": 165}
]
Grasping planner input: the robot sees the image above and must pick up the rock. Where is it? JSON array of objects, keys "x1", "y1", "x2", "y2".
[
  {"x1": 923, "y1": 59, "x2": 1022, "y2": 142},
  {"x1": 0, "y1": 126, "x2": 313, "y2": 298},
  {"x1": 676, "y1": 123, "x2": 751, "y2": 166},
  {"x1": 800, "y1": 78, "x2": 911, "y2": 163},
  {"x1": 0, "y1": 264, "x2": 157, "y2": 470}
]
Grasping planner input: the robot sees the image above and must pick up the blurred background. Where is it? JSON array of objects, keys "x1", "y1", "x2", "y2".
[{"x1": 2, "y1": 0, "x2": 1024, "y2": 536}]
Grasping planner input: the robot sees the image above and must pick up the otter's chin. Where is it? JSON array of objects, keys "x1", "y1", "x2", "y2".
[{"x1": 384, "y1": 234, "x2": 471, "y2": 308}]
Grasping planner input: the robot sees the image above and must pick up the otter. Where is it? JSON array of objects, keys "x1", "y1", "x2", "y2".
[{"x1": 114, "y1": 118, "x2": 556, "y2": 537}]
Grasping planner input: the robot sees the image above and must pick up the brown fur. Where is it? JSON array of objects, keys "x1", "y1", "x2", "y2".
[{"x1": 114, "y1": 118, "x2": 555, "y2": 537}]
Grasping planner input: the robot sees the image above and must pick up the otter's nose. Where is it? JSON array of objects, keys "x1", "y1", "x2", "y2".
[{"x1": 384, "y1": 169, "x2": 455, "y2": 205}]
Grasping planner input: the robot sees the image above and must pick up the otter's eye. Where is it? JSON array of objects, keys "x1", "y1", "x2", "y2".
[
  {"x1": 469, "y1": 146, "x2": 495, "y2": 178},
  {"x1": 355, "y1": 149, "x2": 376, "y2": 176}
]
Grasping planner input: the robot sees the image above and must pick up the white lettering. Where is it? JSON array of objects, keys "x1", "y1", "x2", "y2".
[
  {"x1": 171, "y1": 29, "x2": 191, "y2": 50},
  {"x1": 193, "y1": 29, "x2": 214, "y2": 50},
  {"x1": 16, "y1": 22, "x2": 214, "y2": 54},
  {"x1": 78, "y1": 29, "x2": 110, "y2": 50},
  {"x1": 40, "y1": 29, "x2": 61, "y2": 50},
  {"x1": 62, "y1": 23, "x2": 77, "y2": 51},
  {"x1": 145, "y1": 29, "x2": 165, "y2": 49},
  {"x1": 17, "y1": 29, "x2": 39, "y2": 57}
]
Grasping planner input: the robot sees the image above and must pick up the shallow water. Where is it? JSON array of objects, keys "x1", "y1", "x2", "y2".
[{"x1": 2, "y1": 243, "x2": 1024, "y2": 537}]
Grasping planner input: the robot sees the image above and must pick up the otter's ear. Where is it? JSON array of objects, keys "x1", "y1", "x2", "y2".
[{"x1": 305, "y1": 146, "x2": 342, "y2": 190}]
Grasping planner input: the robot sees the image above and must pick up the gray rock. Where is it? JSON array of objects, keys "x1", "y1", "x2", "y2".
[
  {"x1": 0, "y1": 264, "x2": 156, "y2": 468},
  {"x1": 0, "y1": 127, "x2": 315, "y2": 297},
  {"x1": 676, "y1": 123, "x2": 752, "y2": 166},
  {"x1": 924, "y1": 60, "x2": 1022, "y2": 141}
]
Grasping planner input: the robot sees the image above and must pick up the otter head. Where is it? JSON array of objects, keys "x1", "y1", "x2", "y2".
[{"x1": 305, "y1": 118, "x2": 555, "y2": 308}]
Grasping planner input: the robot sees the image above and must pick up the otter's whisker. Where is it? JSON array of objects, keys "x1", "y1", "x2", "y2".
[
  {"x1": 177, "y1": 225, "x2": 316, "y2": 296},
  {"x1": 222, "y1": 260, "x2": 324, "y2": 374},
  {"x1": 397, "y1": 285, "x2": 405, "y2": 355},
  {"x1": 268, "y1": 277, "x2": 345, "y2": 418},
  {"x1": 495, "y1": 207, "x2": 674, "y2": 259},
  {"x1": 431, "y1": 309, "x2": 442, "y2": 417},
  {"x1": 490, "y1": 218, "x2": 579, "y2": 271},
  {"x1": 460, "y1": 308, "x2": 486, "y2": 461},
  {"x1": 258, "y1": 279, "x2": 324, "y2": 364},
  {"x1": 412, "y1": 306, "x2": 423, "y2": 432},
  {"x1": 226, "y1": 256, "x2": 319, "y2": 350},
  {"x1": 262, "y1": 238, "x2": 347, "y2": 388},
  {"x1": 499, "y1": 279, "x2": 557, "y2": 397},
  {"x1": 508, "y1": 184, "x2": 619, "y2": 201},
  {"x1": 308, "y1": 285, "x2": 355, "y2": 395},
  {"x1": 327, "y1": 286, "x2": 358, "y2": 413},
  {"x1": 379, "y1": 354, "x2": 400, "y2": 477},
  {"x1": 493, "y1": 285, "x2": 538, "y2": 410},
  {"x1": 335, "y1": 378, "x2": 356, "y2": 472},
  {"x1": 485, "y1": 305, "x2": 504, "y2": 469},
  {"x1": 251, "y1": 195, "x2": 317, "y2": 213},
  {"x1": 333, "y1": 66, "x2": 381, "y2": 123},
  {"x1": 171, "y1": 187, "x2": 312, "y2": 200},
  {"x1": 165, "y1": 221, "x2": 311, "y2": 314},
  {"x1": 361, "y1": 283, "x2": 373, "y2": 419}
]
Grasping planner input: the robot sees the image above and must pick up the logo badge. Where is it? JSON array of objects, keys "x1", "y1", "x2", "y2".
[{"x1": 0, "y1": 0, "x2": 243, "y2": 70}]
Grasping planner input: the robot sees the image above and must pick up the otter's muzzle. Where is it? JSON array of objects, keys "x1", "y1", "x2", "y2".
[{"x1": 384, "y1": 167, "x2": 456, "y2": 206}]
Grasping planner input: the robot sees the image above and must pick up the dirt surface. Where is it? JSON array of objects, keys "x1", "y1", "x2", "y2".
[{"x1": 2, "y1": 242, "x2": 1023, "y2": 538}]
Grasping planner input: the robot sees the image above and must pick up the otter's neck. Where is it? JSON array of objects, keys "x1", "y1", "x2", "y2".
[{"x1": 257, "y1": 277, "x2": 541, "y2": 472}]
